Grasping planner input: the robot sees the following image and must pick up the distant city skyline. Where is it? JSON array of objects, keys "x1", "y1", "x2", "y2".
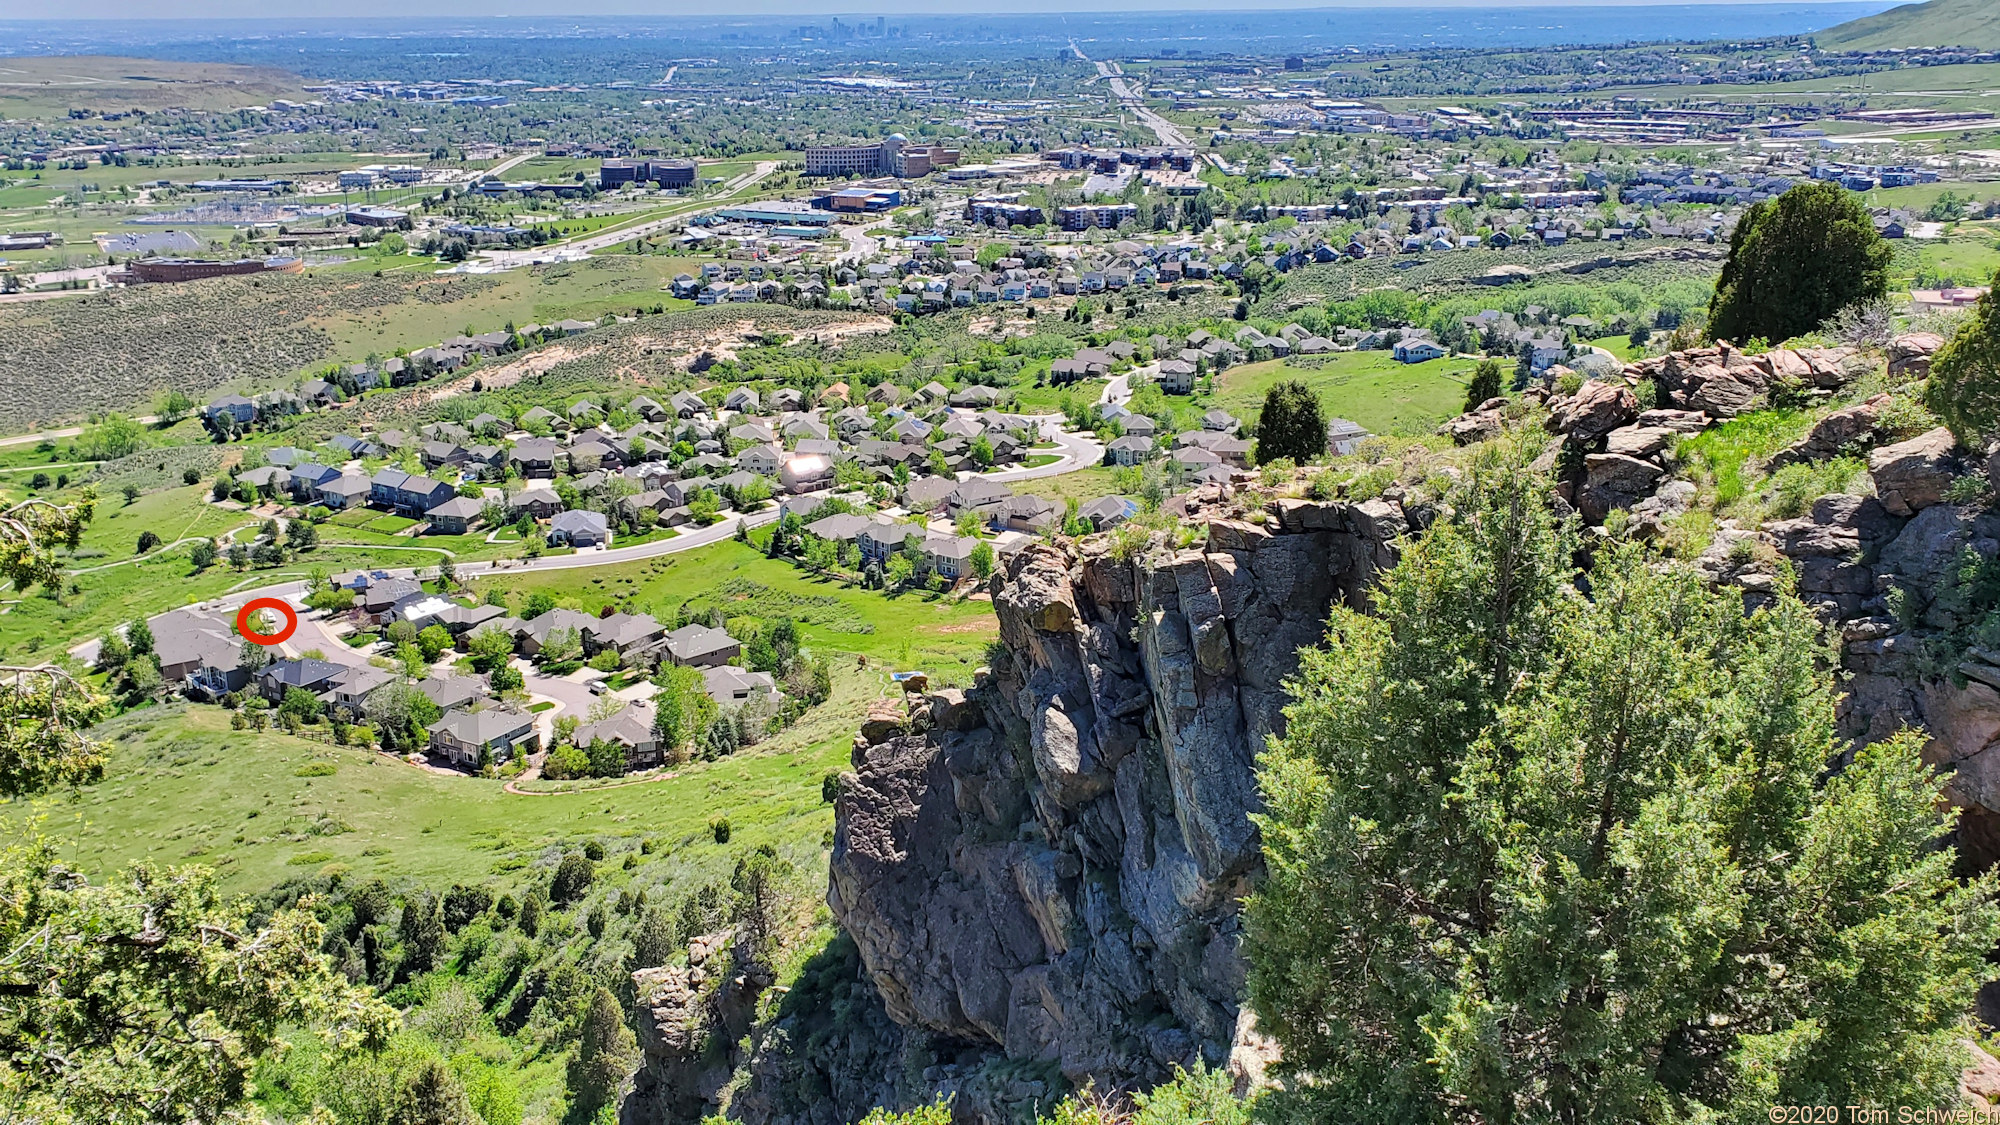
[{"x1": 0, "y1": 0, "x2": 1904, "y2": 20}]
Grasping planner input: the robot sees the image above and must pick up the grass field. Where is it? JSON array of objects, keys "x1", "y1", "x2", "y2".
[
  {"x1": 0, "y1": 55, "x2": 307, "y2": 116},
  {"x1": 22, "y1": 533, "x2": 1001, "y2": 895},
  {"x1": 1012, "y1": 465, "x2": 1128, "y2": 507},
  {"x1": 1206, "y1": 352, "x2": 1471, "y2": 438},
  {"x1": 463, "y1": 538, "x2": 1000, "y2": 677},
  {"x1": 32, "y1": 696, "x2": 854, "y2": 896}
]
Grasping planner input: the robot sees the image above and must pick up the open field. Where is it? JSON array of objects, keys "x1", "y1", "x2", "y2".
[
  {"x1": 0, "y1": 55, "x2": 307, "y2": 116},
  {"x1": 31, "y1": 696, "x2": 852, "y2": 896},
  {"x1": 1206, "y1": 352, "x2": 1471, "y2": 438}
]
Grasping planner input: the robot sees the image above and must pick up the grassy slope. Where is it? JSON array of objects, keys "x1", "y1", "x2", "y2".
[
  {"x1": 43, "y1": 700, "x2": 844, "y2": 897},
  {"x1": 32, "y1": 539, "x2": 998, "y2": 894},
  {"x1": 1208, "y1": 353, "x2": 1471, "y2": 438},
  {"x1": 1818, "y1": 0, "x2": 2000, "y2": 50}
]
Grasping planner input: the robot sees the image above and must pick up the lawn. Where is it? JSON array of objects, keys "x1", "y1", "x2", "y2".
[
  {"x1": 466, "y1": 539, "x2": 999, "y2": 677},
  {"x1": 1206, "y1": 352, "x2": 1471, "y2": 438},
  {"x1": 1012, "y1": 465, "x2": 1128, "y2": 507}
]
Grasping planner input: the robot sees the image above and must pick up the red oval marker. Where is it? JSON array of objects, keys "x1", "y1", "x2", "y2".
[{"x1": 237, "y1": 597, "x2": 298, "y2": 646}]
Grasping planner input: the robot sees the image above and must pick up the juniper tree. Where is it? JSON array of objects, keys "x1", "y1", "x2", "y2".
[
  {"x1": 1707, "y1": 180, "x2": 1891, "y2": 346},
  {"x1": 1246, "y1": 441, "x2": 2000, "y2": 1123}
]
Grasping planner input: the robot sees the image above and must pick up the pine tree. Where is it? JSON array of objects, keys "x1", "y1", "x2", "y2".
[
  {"x1": 1246, "y1": 440, "x2": 2000, "y2": 1122},
  {"x1": 1924, "y1": 275, "x2": 2000, "y2": 447},
  {"x1": 1253, "y1": 380, "x2": 1326, "y2": 465},
  {"x1": 567, "y1": 987, "x2": 638, "y2": 1119},
  {"x1": 628, "y1": 908, "x2": 679, "y2": 970},
  {"x1": 1464, "y1": 358, "x2": 1503, "y2": 412},
  {"x1": 1707, "y1": 180, "x2": 1891, "y2": 346},
  {"x1": 550, "y1": 852, "x2": 595, "y2": 905},
  {"x1": 398, "y1": 889, "x2": 445, "y2": 976},
  {"x1": 396, "y1": 1058, "x2": 479, "y2": 1125}
]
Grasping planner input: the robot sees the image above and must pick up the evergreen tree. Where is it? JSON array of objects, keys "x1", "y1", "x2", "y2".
[
  {"x1": 1707, "y1": 180, "x2": 1891, "y2": 346},
  {"x1": 1246, "y1": 441, "x2": 2000, "y2": 1122},
  {"x1": 550, "y1": 852, "x2": 595, "y2": 905},
  {"x1": 566, "y1": 987, "x2": 637, "y2": 1119},
  {"x1": 1464, "y1": 358, "x2": 1503, "y2": 412},
  {"x1": 1254, "y1": 380, "x2": 1327, "y2": 465},
  {"x1": 1924, "y1": 274, "x2": 2000, "y2": 447},
  {"x1": 629, "y1": 908, "x2": 679, "y2": 971},
  {"x1": 398, "y1": 889, "x2": 445, "y2": 976},
  {"x1": 396, "y1": 1058, "x2": 480, "y2": 1125}
]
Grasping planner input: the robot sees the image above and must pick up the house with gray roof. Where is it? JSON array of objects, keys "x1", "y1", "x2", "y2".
[{"x1": 427, "y1": 708, "x2": 536, "y2": 770}]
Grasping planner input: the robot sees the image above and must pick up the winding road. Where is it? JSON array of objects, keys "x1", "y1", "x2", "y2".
[{"x1": 148, "y1": 421, "x2": 1101, "y2": 622}]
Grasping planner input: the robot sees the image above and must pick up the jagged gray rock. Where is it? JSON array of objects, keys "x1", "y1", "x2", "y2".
[{"x1": 827, "y1": 503, "x2": 1397, "y2": 1093}]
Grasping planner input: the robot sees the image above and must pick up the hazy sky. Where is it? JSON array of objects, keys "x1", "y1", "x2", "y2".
[{"x1": 0, "y1": 0, "x2": 1897, "y2": 18}]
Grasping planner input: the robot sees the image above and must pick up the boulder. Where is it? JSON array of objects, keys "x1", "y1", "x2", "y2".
[
  {"x1": 859, "y1": 700, "x2": 907, "y2": 746},
  {"x1": 1888, "y1": 332, "x2": 1946, "y2": 380},
  {"x1": 1688, "y1": 370, "x2": 1760, "y2": 418},
  {"x1": 1797, "y1": 345, "x2": 1876, "y2": 388},
  {"x1": 1546, "y1": 379, "x2": 1637, "y2": 439},
  {"x1": 1440, "y1": 409, "x2": 1504, "y2": 446},
  {"x1": 1868, "y1": 427, "x2": 1959, "y2": 517},
  {"x1": 1627, "y1": 479, "x2": 1696, "y2": 540},
  {"x1": 1583, "y1": 452, "x2": 1667, "y2": 493},
  {"x1": 1637, "y1": 408, "x2": 1711, "y2": 433},
  {"x1": 1603, "y1": 425, "x2": 1674, "y2": 459},
  {"x1": 1770, "y1": 394, "x2": 1889, "y2": 467}
]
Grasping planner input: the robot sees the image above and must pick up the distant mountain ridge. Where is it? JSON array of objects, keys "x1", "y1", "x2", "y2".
[{"x1": 1817, "y1": 0, "x2": 2000, "y2": 50}]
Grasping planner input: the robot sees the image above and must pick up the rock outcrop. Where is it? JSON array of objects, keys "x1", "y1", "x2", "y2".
[{"x1": 826, "y1": 491, "x2": 1401, "y2": 1097}]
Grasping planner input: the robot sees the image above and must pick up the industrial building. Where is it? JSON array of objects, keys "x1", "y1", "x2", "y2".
[
  {"x1": 114, "y1": 257, "x2": 304, "y2": 284},
  {"x1": 802, "y1": 134, "x2": 960, "y2": 178},
  {"x1": 600, "y1": 158, "x2": 698, "y2": 189}
]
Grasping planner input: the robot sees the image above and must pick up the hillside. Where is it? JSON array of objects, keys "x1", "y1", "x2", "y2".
[{"x1": 1818, "y1": 0, "x2": 2000, "y2": 50}]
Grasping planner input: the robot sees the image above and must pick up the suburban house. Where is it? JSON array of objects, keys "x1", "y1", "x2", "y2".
[
  {"x1": 1393, "y1": 338, "x2": 1449, "y2": 363},
  {"x1": 1107, "y1": 435, "x2": 1156, "y2": 466},
  {"x1": 427, "y1": 708, "x2": 537, "y2": 770},
  {"x1": 509, "y1": 438, "x2": 561, "y2": 478},
  {"x1": 256, "y1": 658, "x2": 347, "y2": 703},
  {"x1": 417, "y1": 675, "x2": 488, "y2": 712},
  {"x1": 370, "y1": 469, "x2": 456, "y2": 516},
  {"x1": 510, "y1": 487, "x2": 564, "y2": 521},
  {"x1": 858, "y1": 518, "x2": 916, "y2": 564},
  {"x1": 1081, "y1": 496, "x2": 1137, "y2": 531},
  {"x1": 703, "y1": 665, "x2": 783, "y2": 709},
  {"x1": 150, "y1": 607, "x2": 251, "y2": 698},
  {"x1": 924, "y1": 533, "x2": 981, "y2": 579},
  {"x1": 570, "y1": 703, "x2": 662, "y2": 770},
  {"x1": 206, "y1": 395, "x2": 257, "y2": 425},
  {"x1": 324, "y1": 666, "x2": 394, "y2": 713},
  {"x1": 315, "y1": 474, "x2": 371, "y2": 510},
  {"x1": 424, "y1": 496, "x2": 485, "y2": 535},
  {"x1": 663, "y1": 624, "x2": 741, "y2": 667},
  {"x1": 548, "y1": 510, "x2": 611, "y2": 548}
]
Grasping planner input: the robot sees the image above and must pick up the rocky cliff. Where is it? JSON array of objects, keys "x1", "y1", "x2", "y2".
[{"x1": 823, "y1": 496, "x2": 1401, "y2": 1104}]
